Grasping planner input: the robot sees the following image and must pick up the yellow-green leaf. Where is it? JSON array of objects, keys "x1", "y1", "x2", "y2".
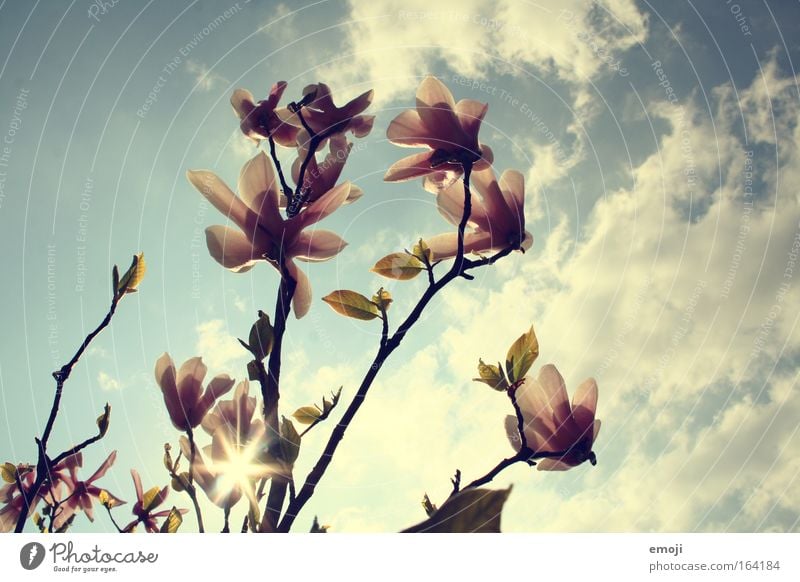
[
  {"x1": 117, "y1": 252, "x2": 146, "y2": 295},
  {"x1": 292, "y1": 406, "x2": 322, "y2": 425},
  {"x1": 412, "y1": 239, "x2": 433, "y2": 263},
  {"x1": 505, "y1": 326, "x2": 539, "y2": 384},
  {"x1": 1, "y1": 462, "x2": 16, "y2": 484},
  {"x1": 473, "y1": 359, "x2": 509, "y2": 392},
  {"x1": 372, "y1": 287, "x2": 393, "y2": 311},
  {"x1": 278, "y1": 417, "x2": 301, "y2": 466},
  {"x1": 371, "y1": 253, "x2": 426, "y2": 280},
  {"x1": 141, "y1": 486, "x2": 162, "y2": 513},
  {"x1": 159, "y1": 507, "x2": 183, "y2": 533},
  {"x1": 402, "y1": 487, "x2": 512, "y2": 533},
  {"x1": 322, "y1": 290, "x2": 381, "y2": 321}
]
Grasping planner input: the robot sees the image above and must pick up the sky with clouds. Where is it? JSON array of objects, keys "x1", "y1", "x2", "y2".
[{"x1": 1, "y1": 0, "x2": 799, "y2": 532}]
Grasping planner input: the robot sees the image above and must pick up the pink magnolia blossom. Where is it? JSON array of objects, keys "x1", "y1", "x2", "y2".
[
  {"x1": 427, "y1": 166, "x2": 532, "y2": 259},
  {"x1": 277, "y1": 82, "x2": 374, "y2": 142},
  {"x1": 505, "y1": 364, "x2": 601, "y2": 471},
  {"x1": 384, "y1": 76, "x2": 494, "y2": 192},
  {"x1": 53, "y1": 451, "x2": 126, "y2": 529},
  {"x1": 187, "y1": 152, "x2": 352, "y2": 318},
  {"x1": 230, "y1": 81, "x2": 298, "y2": 147},
  {"x1": 290, "y1": 133, "x2": 363, "y2": 205},
  {"x1": 182, "y1": 382, "x2": 270, "y2": 509},
  {"x1": 154, "y1": 353, "x2": 235, "y2": 431},
  {"x1": 0, "y1": 467, "x2": 36, "y2": 532},
  {"x1": 125, "y1": 469, "x2": 186, "y2": 533}
]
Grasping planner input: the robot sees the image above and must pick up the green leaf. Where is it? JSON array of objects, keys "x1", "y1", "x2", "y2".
[
  {"x1": 401, "y1": 487, "x2": 513, "y2": 533},
  {"x1": 248, "y1": 310, "x2": 274, "y2": 361},
  {"x1": 96, "y1": 403, "x2": 111, "y2": 437},
  {"x1": 278, "y1": 417, "x2": 301, "y2": 466},
  {"x1": 1, "y1": 462, "x2": 16, "y2": 484},
  {"x1": 412, "y1": 239, "x2": 433, "y2": 263},
  {"x1": 141, "y1": 486, "x2": 162, "y2": 513},
  {"x1": 371, "y1": 287, "x2": 393, "y2": 311},
  {"x1": 322, "y1": 290, "x2": 381, "y2": 321},
  {"x1": 473, "y1": 359, "x2": 509, "y2": 392},
  {"x1": 117, "y1": 252, "x2": 146, "y2": 296},
  {"x1": 292, "y1": 406, "x2": 322, "y2": 425},
  {"x1": 505, "y1": 326, "x2": 539, "y2": 384},
  {"x1": 371, "y1": 253, "x2": 426, "y2": 280},
  {"x1": 159, "y1": 507, "x2": 183, "y2": 533}
]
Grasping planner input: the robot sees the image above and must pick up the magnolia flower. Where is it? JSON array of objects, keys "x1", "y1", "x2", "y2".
[
  {"x1": 290, "y1": 133, "x2": 363, "y2": 205},
  {"x1": 183, "y1": 382, "x2": 270, "y2": 509},
  {"x1": 505, "y1": 364, "x2": 601, "y2": 471},
  {"x1": 0, "y1": 467, "x2": 36, "y2": 532},
  {"x1": 278, "y1": 82, "x2": 374, "y2": 141},
  {"x1": 187, "y1": 152, "x2": 351, "y2": 318},
  {"x1": 154, "y1": 353, "x2": 235, "y2": 431},
  {"x1": 428, "y1": 166, "x2": 532, "y2": 259},
  {"x1": 52, "y1": 451, "x2": 125, "y2": 529},
  {"x1": 385, "y1": 76, "x2": 494, "y2": 192},
  {"x1": 125, "y1": 470, "x2": 186, "y2": 533},
  {"x1": 230, "y1": 81, "x2": 298, "y2": 147}
]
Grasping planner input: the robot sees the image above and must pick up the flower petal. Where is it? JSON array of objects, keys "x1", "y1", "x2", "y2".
[
  {"x1": 238, "y1": 152, "x2": 282, "y2": 234},
  {"x1": 286, "y1": 261, "x2": 312, "y2": 319},
  {"x1": 454, "y1": 99, "x2": 488, "y2": 144},
  {"x1": 504, "y1": 415, "x2": 522, "y2": 453},
  {"x1": 571, "y1": 377, "x2": 598, "y2": 436},
  {"x1": 384, "y1": 151, "x2": 436, "y2": 182},
  {"x1": 415, "y1": 76, "x2": 464, "y2": 146},
  {"x1": 536, "y1": 364, "x2": 572, "y2": 430},
  {"x1": 425, "y1": 231, "x2": 495, "y2": 260},
  {"x1": 292, "y1": 181, "x2": 351, "y2": 232},
  {"x1": 436, "y1": 178, "x2": 489, "y2": 230},
  {"x1": 386, "y1": 110, "x2": 440, "y2": 148},
  {"x1": 536, "y1": 458, "x2": 573, "y2": 471},
  {"x1": 187, "y1": 169, "x2": 255, "y2": 234},
  {"x1": 131, "y1": 469, "x2": 143, "y2": 502},
  {"x1": 88, "y1": 450, "x2": 117, "y2": 483},
  {"x1": 499, "y1": 169, "x2": 525, "y2": 219},
  {"x1": 230, "y1": 88, "x2": 255, "y2": 120},
  {"x1": 205, "y1": 226, "x2": 259, "y2": 273},
  {"x1": 291, "y1": 229, "x2": 347, "y2": 262}
]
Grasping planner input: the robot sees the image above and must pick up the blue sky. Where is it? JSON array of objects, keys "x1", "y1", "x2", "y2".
[{"x1": 1, "y1": 0, "x2": 799, "y2": 532}]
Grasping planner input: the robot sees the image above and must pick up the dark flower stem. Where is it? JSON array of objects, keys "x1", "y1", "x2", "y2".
[
  {"x1": 267, "y1": 135, "x2": 292, "y2": 201},
  {"x1": 14, "y1": 290, "x2": 124, "y2": 533},
  {"x1": 185, "y1": 427, "x2": 205, "y2": 533},
  {"x1": 458, "y1": 449, "x2": 570, "y2": 492},
  {"x1": 277, "y1": 162, "x2": 521, "y2": 532}
]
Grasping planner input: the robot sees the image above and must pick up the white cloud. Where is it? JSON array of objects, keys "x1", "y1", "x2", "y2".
[
  {"x1": 97, "y1": 371, "x2": 120, "y2": 391},
  {"x1": 186, "y1": 59, "x2": 227, "y2": 92},
  {"x1": 195, "y1": 319, "x2": 248, "y2": 371}
]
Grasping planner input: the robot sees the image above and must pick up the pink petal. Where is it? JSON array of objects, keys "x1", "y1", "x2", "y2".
[
  {"x1": 88, "y1": 450, "x2": 117, "y2": 483},
  {"x1": 265, "y1": 81, "x2": 288, "y2": 109},
  {"x1": 536, "y1": 458, "x2": 573, "y2": 472},
  {"x1": 415, "y1": 76, "x2": 464, "y2": 145},
  {"x1": 471, "y1": 167, "x2": 514, "y2": 232},
  {"x1": 592, "y1": 419, "x2": 602, "y2": 442},
  {"x1": 436, "y1": 178, "x2": 489, "y2": 230},
  {"x1": 571, "y1": 378, "x2": 598, "y2": 437},
  {"x1": 130, "y1": 469, "x2": 143, "y2": 502},
  {"x1": 341, "y1": 89, "x2": 374, "y2": 119},
  {"x1": 286, "y1": 261, "x2": 312, "y2": 319},
  {"x1": 291, "y1": 230, "x2": 347, "y2": 262},
  {"x1": 454, "y1": 99, "x2": 488, "y2": 145},
  {"x1": 186, "y1": 170, "x2": 256, "y2": 234},
  {"x1": 205, "y1": 226, "x2": 259, "y2": 273},
  {"x1": 536, "y1": 365, "x2": 572, "y2": 430},
  {"x1": 425, "y1": 231, "x2": 495, "y2": 260},
  {"x1": 291, "y1": 181, "x2": 351, "y2": 233},
  {"x1": 499, "y1": 169, "x2": 525, "y2": 219},
  {"x1": 349, "y1": 115, "x2": 374, "y2": 138},
  {"x1": 230, "y1": 88, "x2": 255, "y2": 120},
  {"x1": 238, "y1": 152, "x2": 282, "y2": 234},
  {"x1": 504, "y1": 415, "x2": 522, "y2": 452},
  {"x1": 387, "y1": 110, "x2": 439, "y2": 148},
  {"x1": 177, "y1": 357, "x2": 208, "y2": 410},
  {"x1": 384, "y1": 151, "x2": 436, "y2": 182}
]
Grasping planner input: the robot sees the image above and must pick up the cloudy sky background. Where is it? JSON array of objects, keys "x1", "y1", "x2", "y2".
[{"x1": 1, "y1": 0, "x2": 799, "y2": 532}]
